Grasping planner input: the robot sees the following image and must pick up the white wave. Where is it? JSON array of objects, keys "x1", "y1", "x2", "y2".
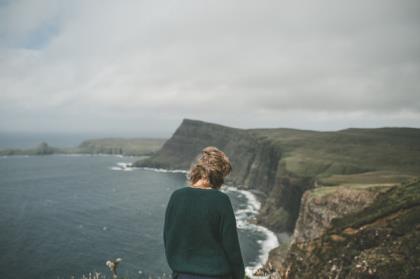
[
  {"x1": 87, "y1": 153, "x2": 125, "y2": 157},
  {"x1": 139, "y1": 167, "x2": 188, "y2": 173},
  {"x1": 109, "y1": 164, "x2": 188, "y2": 173},
  {"x1": 52, "y1": 153, "x2": 86, "y2": 157},
  {"x1": 110, "y1": 162, "x2": 134, "y2": 171},
  {"x1": 222, "y1": 185, "x2": 281, "y2": 278}
]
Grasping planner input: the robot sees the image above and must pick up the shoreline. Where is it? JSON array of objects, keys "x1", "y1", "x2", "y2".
[{"x1": 223, "y1": 185, "x2": 281, "y2": 278}]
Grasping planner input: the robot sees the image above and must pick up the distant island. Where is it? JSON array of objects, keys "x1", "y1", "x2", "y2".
[{"x1": 0, "y1": 138, "x2": 167, "y2": 156}]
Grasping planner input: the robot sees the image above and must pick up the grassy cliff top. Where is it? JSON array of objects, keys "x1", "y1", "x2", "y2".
[
  {"x1": 138, "y1": 118, "x2": 420, "y2": 178},
  {"x1": 248, "y1": 125, "x2": 420, "y2": 177}
]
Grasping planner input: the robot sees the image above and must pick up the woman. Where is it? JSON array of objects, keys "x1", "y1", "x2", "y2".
[{"x1": 163, "y1": 146, "x2": 245, "y2": 279}]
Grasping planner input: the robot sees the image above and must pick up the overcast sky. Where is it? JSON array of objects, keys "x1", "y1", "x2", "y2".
[{"x1": 1, "y1": 0, "x2": 419, "y2": 138}]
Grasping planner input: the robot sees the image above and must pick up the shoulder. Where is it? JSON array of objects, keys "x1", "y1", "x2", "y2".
[
  {"x1": 168, "y1": 188, "x2": 184, "y2": 201},
  {"x1": 172, "y1": 187, "x2": 185, "y2": 195},
  {"x1": 217, "y1": 190, "x2": 230, "y2": 201},
  {"x1": 211, "y1": 190, "x2": 232, "y2": 208},
  {"x1": 170, "y1": 187, "x2": 230, "y2": 200}
]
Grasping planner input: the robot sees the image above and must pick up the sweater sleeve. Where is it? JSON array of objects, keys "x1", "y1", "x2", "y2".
[{"x1": 220, "y1": 195, "x2": 245, "y2": 279}]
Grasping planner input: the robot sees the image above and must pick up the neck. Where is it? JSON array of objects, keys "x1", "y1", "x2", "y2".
[{"x1": 192, "y1": 179, "x2": 212, "y2": 189}]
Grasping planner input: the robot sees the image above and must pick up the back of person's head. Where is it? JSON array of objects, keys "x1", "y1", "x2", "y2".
[{"x1": 187, "y1": 146, "x2": 232, "y2": 189}]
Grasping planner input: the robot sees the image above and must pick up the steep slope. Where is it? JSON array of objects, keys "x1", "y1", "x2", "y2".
[
  {"x1": 133, "y1": 119, "x2": 283, "y2": 192},
  {"x1": 276, "y1": 179, "x2": 420, "y2": 278}
]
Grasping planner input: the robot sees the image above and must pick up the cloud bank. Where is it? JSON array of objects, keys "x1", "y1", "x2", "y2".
[{"x1": 1, "y1": 0, "x2": 419, "y2": 136}]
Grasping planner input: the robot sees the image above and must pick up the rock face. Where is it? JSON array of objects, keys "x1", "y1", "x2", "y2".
[
  {"x1": 35, "y1": 142, "x2": 56, "y2": 155},
  {"x1": 277, "y1": 180, "x2": 420, "y2": 279},
  {"x1": 291, "y1": 185, "x2": 393, "y2": 244}
]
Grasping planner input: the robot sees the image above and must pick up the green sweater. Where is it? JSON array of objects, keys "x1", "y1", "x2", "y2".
[{"x1": 163, "y1": 186, "x2": 245, "y2": 279}]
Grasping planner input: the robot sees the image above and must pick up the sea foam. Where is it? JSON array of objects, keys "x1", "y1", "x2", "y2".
[
  {"x1": 223, "y1": 185, "x2": 280, "y2": 278},
  {"x1": 139, "y1": 167, "x2": 188, "y2": 173},
  {"x1": 110, "y1": 162, "x2": 135, "y2": 171}
]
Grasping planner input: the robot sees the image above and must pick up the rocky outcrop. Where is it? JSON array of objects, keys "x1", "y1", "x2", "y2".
[
  {"x1": 275, "y1": 180, "x2": 420, "y2": 278},
  {"x1": 291, "y1": 184, "x2": 394, "y2": 244},
  {"x1": 35, "y1": 142, "x2": 56, "y2": 155}
]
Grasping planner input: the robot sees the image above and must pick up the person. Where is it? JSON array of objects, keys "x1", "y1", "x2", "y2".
[{"x1": 163, "y1": 146, "x2": 245, "y2": 279}]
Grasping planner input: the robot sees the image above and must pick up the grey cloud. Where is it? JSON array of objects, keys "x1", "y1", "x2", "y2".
[{"x1": 0, "y1": 0, "x2": 419, "y2": 135}]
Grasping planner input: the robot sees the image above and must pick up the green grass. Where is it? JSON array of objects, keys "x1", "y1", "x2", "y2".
[
  {"x1": 248, "y1": 126, "x2": 420, "y2": 177},
  {"x1": 331, "y1": 179, "x2": 420, "y2": 229}
]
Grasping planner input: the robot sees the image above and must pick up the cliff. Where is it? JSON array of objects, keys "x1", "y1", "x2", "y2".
[
  {"x1": 276, "y1": 178, "x2": 420, "y2": 278},
  {"x1": 135, "y1": 119, "x2": 420, "y2": 278},
  {"x1": 133, "y1": 119, "x2": 302, "y2": 231},
  {"x1": 134, "y1": 119, "x2": 420, "y2": 232}
]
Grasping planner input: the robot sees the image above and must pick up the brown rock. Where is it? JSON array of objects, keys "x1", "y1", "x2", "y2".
[{"x1": 343, "y1": 227, "x2": 358, "y2": 236}]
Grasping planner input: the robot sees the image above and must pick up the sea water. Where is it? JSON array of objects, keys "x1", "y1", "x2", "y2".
[{"x1": 0, "y1": 154, "x2": 279, "y2": 279}]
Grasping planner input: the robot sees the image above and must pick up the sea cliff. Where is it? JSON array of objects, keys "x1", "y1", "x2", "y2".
[
  {"x1": 133, "y1": 118, "x2": 420, "y2": 278},
  {"x1": 276, "y1": 179, "x2": 420, "y2": 278}
]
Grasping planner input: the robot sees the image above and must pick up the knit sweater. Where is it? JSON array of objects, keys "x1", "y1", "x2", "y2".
[{"x1": 163, "y1": 186, "x2": 245, "y2": 279}]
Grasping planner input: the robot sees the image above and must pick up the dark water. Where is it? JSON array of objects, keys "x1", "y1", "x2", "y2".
[{"x1": 0, "y1": 155, "x2": 272, "y2": 279}]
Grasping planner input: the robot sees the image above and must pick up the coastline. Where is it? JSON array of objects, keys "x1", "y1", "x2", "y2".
[{"x1": 223, "y1": 185, "x2": 282, "y2": 278}]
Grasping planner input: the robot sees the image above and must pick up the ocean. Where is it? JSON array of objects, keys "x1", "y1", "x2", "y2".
[{"x1": 0, "y1": 154, "x2": 279, "y2": 279}]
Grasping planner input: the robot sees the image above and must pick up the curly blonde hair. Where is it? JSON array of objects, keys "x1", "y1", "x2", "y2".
[{"x1": 187, "y1": 146, "x2": 232, "y2": 189}]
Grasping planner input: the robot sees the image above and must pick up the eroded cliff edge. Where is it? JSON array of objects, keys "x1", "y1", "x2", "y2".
[
  {"x1": 133, "y1": 118, "x2": 420, "y2": 277},
  {"x1": 276, "y1": 178, "x2": 420, "y2": 278}
]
